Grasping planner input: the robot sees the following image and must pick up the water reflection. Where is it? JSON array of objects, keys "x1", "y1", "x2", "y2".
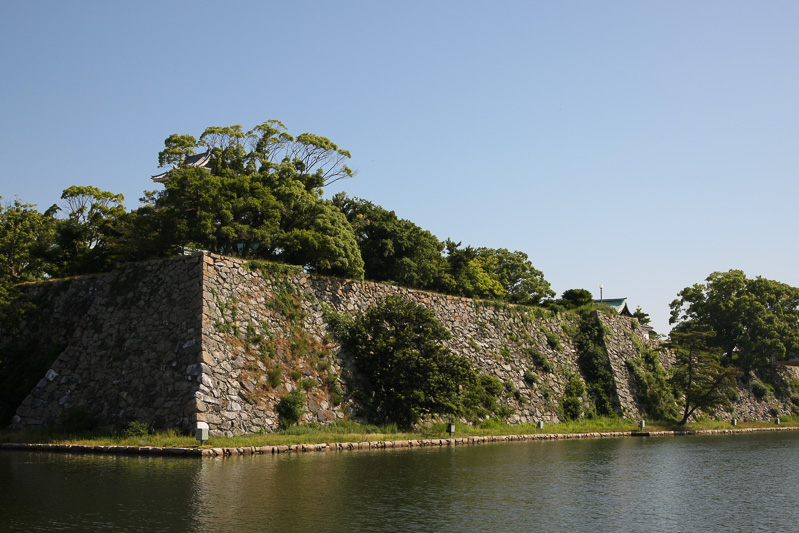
[{"x1": 2, "y1": 433, "x2": 798, "y2": 532}]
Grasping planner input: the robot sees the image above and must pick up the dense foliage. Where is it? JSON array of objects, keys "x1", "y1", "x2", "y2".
[
  {"x1": 573, "y1": 311, "x2": 616, "y2": 417},
  {"x1": 0, "y1": 198, "x2": 55, "y2": 282},
  {"x1": 333, "y1": 194, "x2": 443, "y2": 288},
  {"x1": 0, "y1": 120, "x2": 555, "y2": 307},
  {"x1": 667, "y1": 330, "x2": 742, "y2": 425},
  {"x1": 670, "y1": 270, "x2": 799, "y2": 373},
  {"x1": 276, "y1": 389, "x2": 306, "y2": 429},
  {"x1": 557, "y1": 289, "x2": 594, "y2": 310},
  {"x1": 10, "y1": 120, "x2": 799, "y2": 430},
  {"x1": 330, "y1": 295, "x2": 504, "y2": 427},
  {"x1": 625, "y1": 343, "x2": 677, "y2": 421}
]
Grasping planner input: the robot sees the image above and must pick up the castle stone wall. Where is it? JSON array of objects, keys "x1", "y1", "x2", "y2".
[{"x1": 10, "y1": 253, "x2": 794, "y2": 436}]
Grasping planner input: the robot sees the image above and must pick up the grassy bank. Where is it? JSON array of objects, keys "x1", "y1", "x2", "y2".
[{"x1": 2, "y1": 416, "x2": 796, "y2": 450}]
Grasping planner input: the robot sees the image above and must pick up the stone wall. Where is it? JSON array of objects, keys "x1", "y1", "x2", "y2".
[
  {"x1": 173, "y1": 254, "x2": 660, "y2": 434},
  {"x1": 8, "y1": 253, "x2": 797, "y2": 436},
  {"x1": 10, "y1": 255, "x2": 205, "y2": 430}
]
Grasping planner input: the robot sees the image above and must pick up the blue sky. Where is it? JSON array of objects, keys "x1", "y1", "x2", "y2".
[{"x1": 2, "y1": 1, "x2": 798, "y2": 334}]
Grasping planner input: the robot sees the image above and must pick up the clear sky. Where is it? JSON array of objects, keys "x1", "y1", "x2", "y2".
[{"x1": 2, "y1": 1, "x2": 797, "y2": 334}]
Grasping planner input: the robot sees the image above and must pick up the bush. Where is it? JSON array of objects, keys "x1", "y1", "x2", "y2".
[
  {"x1": 524, "y1": 347, "x2": 553, "y2": 373},
  {"x1": 545, "y1": 332, "x2": 562, "y2": 351},
  {"x1": 266, "y1": 366, "x2": 282, "y2": 388},
  {"x1": 276, "y1": 389, "x2": 306, "y2": 428},
  {"x1": 791, "y1": 394, "x2": 799, "y2": 407},
  {"x1": 559, "y1": 373, "x2": 585, "y2": 421},
  {"x1": 496, "y1": 406, "x2": 515, "y2": 418},
  {"x1": 523, "y1": 370, "x2": 538, "y2": 385},
  {"x1": 334, "y1": 295, "x2": 484, "y2": 426},
  {"x1": 299, "y1": 378, "x2": 317, "y2": 391},
  {"x1": 480, "y1": 375, "x2": 503, "y2": 397},
  {"x1": 751, "y1": 381, "x2": 769, "y2": 400},
  {"x1": 123, "y1": 420, "x2": 152, "y2": 438}
]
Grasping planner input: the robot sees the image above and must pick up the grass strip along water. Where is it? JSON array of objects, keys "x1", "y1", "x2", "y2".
[{"x1": 1, "y1": 417, "x2": 797, "y2": 458}]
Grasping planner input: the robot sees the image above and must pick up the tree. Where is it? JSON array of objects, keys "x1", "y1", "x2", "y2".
[
  {"x1": 156, "y1": 120, "x2": 353, "y2": 186},
  {"x1": 157, "y1": 134, "x2": 198, "y2": 168},
  {"x1": 47, "y1": 186, "x2": 126, "y2": 276},
  {"x1": 476, "y1": 247, "x2": 554, "y2": 305},
  {"x1": 668, "y1": 330, "x2": 742, "y2": 425},
  {"x1": 333, "y1": 194, "x2": 445, "y2": 288},
  {"x1": 0, "y1": 198, "x2": 55, "y2": 282},
  {"x1": 154, "y1": 167, "x2": 281, "y2": 257},
  {"x1": 334, "y1": 295, "x2": 478, "y2": 426},
  {"x1": 276, "y1": 199, "x2": 364, "y2": 278},
  {"x1": 632, "y1": 306, "x2": 651, "y2": 325},
  {"x1": 559, "y1": 289, "x2": 594, "y2": 310},
  {"x1": 670, "y1": 270, "x2": 799, "y2": 372},
  {"x1": 435, "y1": 240, "x2": 506, "y2": 300},
  {"x1": 148, "y1": 121, "x2": 365, "y2": 279}
]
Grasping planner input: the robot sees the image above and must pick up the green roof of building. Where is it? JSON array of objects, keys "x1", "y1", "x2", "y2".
[{"x1": 594, "y1": 297, "x2": 631, "y2": 316}]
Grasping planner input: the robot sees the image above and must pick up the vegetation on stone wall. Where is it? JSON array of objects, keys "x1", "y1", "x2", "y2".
[
  {"x1": 625, "y1": 337, "x2": 677, "y2": 420},
  {"x1": 0, "y1": 283, "x2": 70, "y2": 425},
  {"x1": 667, "y1": 330, "x2": 742, "y2": 425},
  {"x1": 328, "y1": 295, "x2": 509, "y2": 427},
  {"x1": 276, "y1": 389, "x2": 306, "y2": 429},
  {"x1": 4, "y1": 120, "x2": 799, "y2": 431},
  {"x1": 573, "y1": 311, "x2": 616, "y2": 417},
  {"x1": 559, "y1": 372, "x2": 586, "y2": 421}
]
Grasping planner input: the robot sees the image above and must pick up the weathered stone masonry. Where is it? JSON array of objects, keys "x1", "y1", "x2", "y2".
[
  {"x1": 10, "y1": 253, "x2": 796, "y2": 436},
  {"x1": 11, "y1": 255, "x2": 205, "y2": 431}
]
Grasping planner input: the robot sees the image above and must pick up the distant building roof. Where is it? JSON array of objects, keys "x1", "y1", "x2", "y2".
[
  {"x1": 151, "y1": 149, "x2": 213, "y2": 183},
  {"x1": 595, "y1": 297, "x2": 632, "y2": 316}
]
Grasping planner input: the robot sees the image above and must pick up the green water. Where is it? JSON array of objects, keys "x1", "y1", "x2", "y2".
[{"x1": 2, "y1": 432, "x2": 798, "y2": 531}]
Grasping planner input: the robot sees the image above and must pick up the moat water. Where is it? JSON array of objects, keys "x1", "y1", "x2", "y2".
[{"x1": 2, "y1": 432, "x2": 798, "y2": 532}]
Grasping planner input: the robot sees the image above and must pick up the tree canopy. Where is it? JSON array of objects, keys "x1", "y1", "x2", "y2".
[
  {"x1": 0, "y1": 119, "x2": 558, "y2": 307},
  {"x1": 668, "y1": 330, "x2": 742, "y2": 424},
  {"x1": 148, "y1": 121, "x2": 364, "y2": 279},
  {"x1": 558, "y1": 289, "x2": 594, "y2": 310},
  {"x1": 670, "y1": 270, "x2": 799, "y2": 372},
  {"x1": 46, "y1": 186, "x2": 126, "y2": 276},
  {"x1": 333, "y1": 194, "x2": 444, "y2": 289},
  {"x1": 331, "y1": 295, "x2": 504, "y2": 426},
  {"x1": 0, "y1": 198, "x2": 55, "y2": 282}
]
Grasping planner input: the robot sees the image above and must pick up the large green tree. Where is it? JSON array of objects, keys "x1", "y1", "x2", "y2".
[
  {"x1": 0, "y1": 198, "x2": 55, "y2": 282},
  {"x1": 333, "y1": 195, "x2": 445, "y2": 288},
  {"x1": 333, "y1": 295, "x2": 479, "y2": 426},
  {"x1": 148, "y1": 121, "x2": 364, "y2": 278},
  {"x1": 434, "y1": 242, "x2": 554, "y2": 303},
  {"x1": 474, "y1": 247, "x2": 555, "y2": 305},
  {"x1": 435, "y1": 240, "x2": 506, "y2": 300},
  {"x1": 670, "y1": 270, "x2": 799, "y2": 372},
  {"x1": 153, "y1": 167, "x2": 281, "y2": 257},
  {"x1": 668, "y1": 330, "x2": 742, "y2": 424},
  {"x1": 44, "y1": 186, "x2": 126, "y2": 276}
]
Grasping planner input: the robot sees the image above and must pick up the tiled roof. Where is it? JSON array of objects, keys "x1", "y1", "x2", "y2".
[{"x1": 151, "y1": 149, "x2": 212, "y2": 183}]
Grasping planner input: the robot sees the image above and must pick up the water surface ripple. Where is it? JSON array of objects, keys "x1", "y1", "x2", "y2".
[{"x1": 2, "y1": 432, "x2": 798, "y2": 532}]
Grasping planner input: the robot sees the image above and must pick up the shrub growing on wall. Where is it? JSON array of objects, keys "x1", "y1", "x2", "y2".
[
  {"x1": 331, "y1": 295, "x2": 502, "y2": 427},
  {"x1": 276, "y1": 389, "x2": 306, "y2": 429},
  {"x1": 559, "y1": 372, "x2": 585, "y2": 421},
  {"x1": 574, "y1": 311, "x2": 616, "y2": 416}
]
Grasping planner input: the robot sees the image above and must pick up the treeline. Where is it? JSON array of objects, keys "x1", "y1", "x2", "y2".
[
  {"x1": 0, "y1": 120, "x2": 557, "y2": 308},
  {"x1": 4, "y1": 120, "x2": 799, "y2": 428}
]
